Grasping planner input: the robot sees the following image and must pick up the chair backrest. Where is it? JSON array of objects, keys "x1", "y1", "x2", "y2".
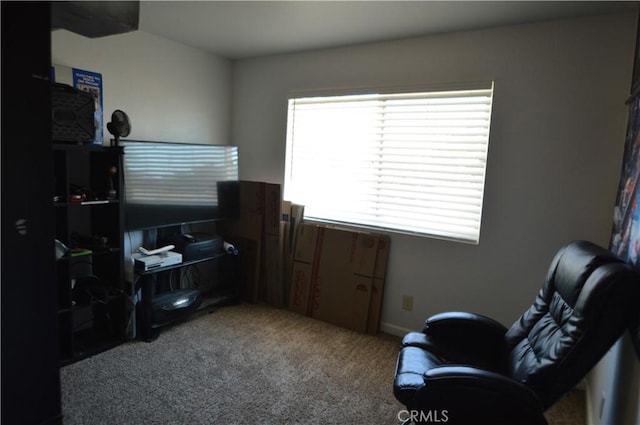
[{"x1": 504, "y1": 240, "x2": 640, "y2": 409}]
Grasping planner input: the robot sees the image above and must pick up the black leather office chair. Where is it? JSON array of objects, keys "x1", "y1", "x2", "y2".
[{"x1": 393, "y1": 240, "x2": 640, "y2": 425}]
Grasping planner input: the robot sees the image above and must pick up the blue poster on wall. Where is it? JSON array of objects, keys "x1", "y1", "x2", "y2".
[{"x1": 610, "y1": 94, "x2": 640, "y2": 358}]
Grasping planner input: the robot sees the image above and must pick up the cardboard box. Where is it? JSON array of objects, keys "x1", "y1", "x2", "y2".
[
  {"x1": 289, "y1": 261, "x2": 313, "y2": 316},
  {"x1": 281, "y1": 201, "x2": 292, "y2": 262},
  {"x1": 281, "y1": 201, "x2": 306, "y2": 307},
  {"x1": 289, "y1": 204, "x2": 305, "y2": 255},
  {"x1": 264, "y1": 183, "x2": 281, "y2": 236},
  {"x1": 220, "y1": 181, "x2": 283, "y2": 306},
  {"x1": 367, "y1": 279, "x2": 385, "y2": 334},
  {"x1": 288, "y1": 223, "x2": 389, "y2": 333},
  {"x1": 310, "y1": 268, "x2": 373, "y2": 333},
  {"x1": 264, "y1": 232, "x2": 284, "y2": 306},
  {"x1": 367, "y1": 236, "x2": 390, "y2": 334},
  {"x1": 239, "y1": 181, "x2": 281, "y2": 235},
  {"x1": 217, "y1": 211, "x2": 262, "y2": 302},
  {"x1": 293, "y1": 222, "x2": 318, "y2": 264}
]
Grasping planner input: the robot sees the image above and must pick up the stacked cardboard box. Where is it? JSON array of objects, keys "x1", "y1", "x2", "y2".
[
  {"x1": 280, "y1": 201, "x2": 305, "y2": 306},
  {"x1": 218, "y1": 181, "x2": 284, "y2": 306},
  {"x1": 220, "y1": 185, "x2": 390, "y2": 333},
  {"x1": 289, "y1": 223, "x2": 390, "y2": 334}
]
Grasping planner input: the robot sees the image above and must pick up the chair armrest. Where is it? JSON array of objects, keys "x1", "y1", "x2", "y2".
[
  {"x1": 424, "y1": 365, "x2": 538, "y2": 399},
  {"x1": 410, "y1": 312, "x2": 509, "y2": 372},
  {"x1": 424, "y1": 311, "x2": 508, "y2": 343},
  {"x1": 413, "y1": 366, "x2": 547, "y2": 425}
]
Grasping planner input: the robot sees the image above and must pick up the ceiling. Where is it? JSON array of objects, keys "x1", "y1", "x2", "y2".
[{"x1": 138, "y1": 1, "x2": 639, "y2": 60}]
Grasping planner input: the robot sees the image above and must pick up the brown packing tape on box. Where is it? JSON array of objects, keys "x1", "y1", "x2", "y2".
[
  {"x1": 365, "y1": 235, "x2": 390, "y2": 334},
  {"x1": 373, "y1": 235, "x2": 390, "y2": 279},
  {"x1": 289, "y1": 261, "x2": 313, "y2": 315}
]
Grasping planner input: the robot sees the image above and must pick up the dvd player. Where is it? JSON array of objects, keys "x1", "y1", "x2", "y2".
[{"x1": 133, "y1": 251, "x2": 182, "y2": 272}]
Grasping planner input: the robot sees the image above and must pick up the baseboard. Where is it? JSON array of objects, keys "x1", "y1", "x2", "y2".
[{"x1": 380, "y1": 321, "x2": 413, "y2": 337}]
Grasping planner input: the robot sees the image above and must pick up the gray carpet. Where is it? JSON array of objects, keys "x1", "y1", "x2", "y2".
[{"x1": 60, "y1": 303, "x2": 585, "y2": 424}]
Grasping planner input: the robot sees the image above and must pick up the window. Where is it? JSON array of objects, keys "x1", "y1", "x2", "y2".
[{"x1": 284, "y1": 82, "x2": 494, "y2": 244}]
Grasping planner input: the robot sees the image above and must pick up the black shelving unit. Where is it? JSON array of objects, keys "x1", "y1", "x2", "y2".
[
  {"x1": 135, "y1": 251, "x2": 241, "y2": 342},
  {"x1": 53, "y1": 144, "x2": 126, "y2": 365}
]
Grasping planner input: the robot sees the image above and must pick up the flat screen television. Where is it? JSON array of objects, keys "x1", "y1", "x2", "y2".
[{"x1": 120, "y1": 140, "x2": 239, "y2": 230}]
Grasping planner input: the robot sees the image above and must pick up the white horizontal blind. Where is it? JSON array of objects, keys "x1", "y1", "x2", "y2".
[
  {"x1": 123, "y1": 143, "x2": 238, "y2": 205},
  {"x1": 284, "y1": 83, "x2": 494, "y2": 243}
]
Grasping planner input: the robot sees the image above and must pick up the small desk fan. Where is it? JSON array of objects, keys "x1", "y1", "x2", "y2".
[{"x1": 107, "y1": 110, "x2": 131, "y2": 146}]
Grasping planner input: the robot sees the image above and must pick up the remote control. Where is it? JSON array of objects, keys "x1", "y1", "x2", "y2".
[{"x1": 139, "y1": 245, "x2": 175, "y2": 256}]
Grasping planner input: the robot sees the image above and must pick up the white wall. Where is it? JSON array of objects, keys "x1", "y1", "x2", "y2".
[
  {"x1": 51, "y1": 10, "x2": 638, "y2": 422},
  {"x1": 231, "y1": 12, "x2": 636, "y2": 332},
  {"x1": 52, "y1": 29, "x2": 232, "y2": 145}
]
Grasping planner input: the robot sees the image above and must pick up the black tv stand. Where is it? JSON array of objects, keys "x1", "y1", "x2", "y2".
[{"x1": 134, "y1": 251, "x2": 240, "y2": 342}]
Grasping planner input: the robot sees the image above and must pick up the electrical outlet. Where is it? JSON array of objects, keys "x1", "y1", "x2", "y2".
[{"x1": 402, "y1": 294, "x2": 413, "y2": 311}]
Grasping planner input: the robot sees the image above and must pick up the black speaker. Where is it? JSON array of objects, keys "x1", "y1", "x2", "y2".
[{"x1": 51, "y1": 82, "x2": 95, "y2": 143}]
